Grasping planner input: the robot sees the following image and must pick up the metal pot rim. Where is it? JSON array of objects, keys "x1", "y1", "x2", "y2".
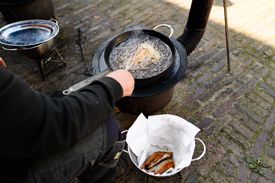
[
  {"x1": 0, "y1": 19, "x2": 59, "y2": 47},
  {"x1": 104, "y1": 28, "x2": 176, "y2": 81}
]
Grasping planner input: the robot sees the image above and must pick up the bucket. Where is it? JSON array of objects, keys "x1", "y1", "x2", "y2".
[
  {"x1": 124, "y1": 137, "x2": 206, "y2": 177},
  {"x1": 121, "y1": 114, "x2": 207, "y2": 177}
]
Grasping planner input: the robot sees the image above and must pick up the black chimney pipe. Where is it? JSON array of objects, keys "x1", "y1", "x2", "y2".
[{"x1": 177, "y1": 0, "x2": 214, "y2": 55}]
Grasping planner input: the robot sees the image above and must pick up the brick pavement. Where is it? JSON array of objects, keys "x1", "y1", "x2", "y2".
[{"x1": 0, "y1": 0, "x2": 274, "y2": 182}]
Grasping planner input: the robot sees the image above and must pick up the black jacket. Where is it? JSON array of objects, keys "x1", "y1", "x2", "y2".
[{"x1": 0, "y1": 68, "x2": 123, "y2": 181}]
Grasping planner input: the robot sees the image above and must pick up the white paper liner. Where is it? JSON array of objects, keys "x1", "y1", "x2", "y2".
[{"x1": 126, "y1": 113, "x2": 201, "y2": 176}]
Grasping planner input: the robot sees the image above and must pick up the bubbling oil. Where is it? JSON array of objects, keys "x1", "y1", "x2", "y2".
[{"x1": 109, "y1": 32, "x2": 173, "y2": 79}]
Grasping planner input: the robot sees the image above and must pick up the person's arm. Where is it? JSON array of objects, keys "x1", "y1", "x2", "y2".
[{"x1": 0, "y1": 68, "x2": 130, "y2": 159}]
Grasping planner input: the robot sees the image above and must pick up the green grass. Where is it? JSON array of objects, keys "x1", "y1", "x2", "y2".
[{"x1": 244, "y1": 156, "x2": 270, "y2": 176}]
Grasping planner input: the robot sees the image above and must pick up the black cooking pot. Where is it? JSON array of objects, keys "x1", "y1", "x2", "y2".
[
  {"x1": 104, "y1": 24, "x2": 176, "y2": 86},
  {"x1": 0, "y1": 0, "x2": 54, "y2": 22},
  {"x1": 62, "y1": 24, "x2": 177, "y2": 95}
]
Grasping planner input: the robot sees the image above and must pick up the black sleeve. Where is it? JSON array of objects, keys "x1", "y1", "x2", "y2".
[{"x1": 0, "y1": 68, "x2": 123, "y2": 159}]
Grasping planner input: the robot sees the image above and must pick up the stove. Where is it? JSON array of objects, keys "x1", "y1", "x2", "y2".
[
  {"x1": 35, "y1": 48, "x2": 66, "y2": 80},
  {"x1": 87, "y1": 36, "x2": 188, "y2": 114},
  {"x1": 90, "y1": 37, "x2": 187, "y2": 97}
]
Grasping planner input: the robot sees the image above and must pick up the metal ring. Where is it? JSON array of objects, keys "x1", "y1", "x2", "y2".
[{"x1": 62, "y1": 89, "x2": 71, "y2": 95}]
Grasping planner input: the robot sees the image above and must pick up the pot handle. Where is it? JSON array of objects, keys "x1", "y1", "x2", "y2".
[
  {"x1": 153, "y1": 24, "x2": 174, "y2": 38},
  {"x1": 2, "y1": 46, "x2": 18, "y2": 51},
  {"x1": 50, "y1": 18, "x2": 59, "y2": 25},
  {"x1": 118, "y1": 130, "x2": 129, "y2": 153},
  {"x1": 191, "y1": 138, "x2": 206, "y2": 161},
  {"x1": 2, "y1": 44, "x2": 41, "y2": 51},
  {"x1": 62, "y1": 70, "x2": 111, "y2": 95}
]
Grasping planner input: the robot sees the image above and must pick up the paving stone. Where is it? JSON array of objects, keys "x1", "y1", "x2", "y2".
[
  {"x1": 196, "y1": 72, "x2": 212, "y2": 84},
  {"x1": 187, "y1": 117, "x2": 200, "y2": 126},
  {"x1": 270, "y1": 61, "x2": 275, "y2": 69},
  {"x1": 252, "y1": 62, "x2": 264, "y2": 72},
  {"x1": 253, "y1": 66, "x2": 270, "y2": 79},
  {"x1": 250, "y1": 172, "x2": 259, "y2": 183},
  {"x1": 191, "y1": 48, "x2": 220, "y2": 68},
  {"x1": 263, "y1": 108, "x2": 275, "y2": 133},
  {"x1": 197, "y1": 117, "x2": 214, "y2": 130},
  {"x1": 204, "y1": 72, "x2": 226, "y2": 89},
  {"x1": 208, "y1": 170, "x2": 230, "y2": 183},
  {"x1": 197, "y1": 177, "x2": 213, "y2": 183},
  {"x1": 148, "y1": 174, "x2": 183, "y2": 183},
  {"x1": 211, "y1": 61, "x2": 226, "y2": 73},
  {"x1": 234, "y1": 79, "x2": 258, "y2": 97},
  {"x1": 258, "y1": 176, "x2": 273, "y2": 183},
  {"x1": 250, "y1": 133, "x2": 269, "y2": 158},
  {"x1": 186, "y1": 171, "x2": 199, "y2": 183},
  {"x1": 267, "y1": 147, "x2": 275, "y2": 159},
  {"x1": 212, "y1": 49, "x2": 226, "y2": 62},
  {"x1": 266, "y1": 78, "x2": 275, "y2": 90},
  {"x1": 246, "y1": 92, "x2": 273, "y2": 113},
  {"x1": 192, "y1": 86, "x2": 207, "y2": 100},
  {"x1": 218, "y1": 135, "x2": 243, "y2": 156},
  {"x1": 217, "y1": 156, "x2": 238, "y2": 178},
  {"x1": 230, "y1": 121, "x2": 255, "y2": 140},
  {"x1": 255, "y1": 91, "x2": 275, "y2": 105},
  {"x1": 221, "y1": 126, "x2": 251, "y2": 150},
  {"x1": 240, "y1": 97, "x2": 270, "y2": 118},
  {"x1": 234, "y1": 103, "x2": 263, "y2": 124},
  {"x1": 229, "y1": 106, "x2": 261, "y2": 133},
  {"x1": 219, "y1": 88, "x2": 234, "y2": 97},
  {"x1": 222, "y1": 75, "x2": 235, "y2": 86},
  {"x1": 263, "y1": 48, "x2": 274, "y2": 57},
  {"x1": 224, "y1": 154, "x2": 250, "y2": 183},
  {"x1": 197, "y1": 141, "x2": 226, "y2": 176},
  {"x1": 212, "y1": 98, "x2": 235, "y2": 118},
  {"x1": 198, "y1": 83, "x2": 224, "y2": 102},
  {"x1": 262, "y1": 169, "x2": 275, "y2": 182}
]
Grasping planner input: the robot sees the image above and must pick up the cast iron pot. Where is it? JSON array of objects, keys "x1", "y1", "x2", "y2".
[
  {"x1": 115, "y1": 38, "x2": 188, "y2": 115},
  {"x1": 62, "y1": 24, "x2": 176, "y2": 95},
  {"x1": 116, "y1": 87, "x2": 175, "y2": 115},
  {"x1": 104, "y1": 24, "x2": 176, "y2": 87},
  {"x1": 0, "y1": 0, "x2": 54, "y2": 22},
  {"x1": 0, "y1": 19, "x2": 59, "y2": 59}
]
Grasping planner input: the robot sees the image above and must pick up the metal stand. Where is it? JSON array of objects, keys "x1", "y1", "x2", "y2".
[
  {"x1": 36, "y1": 49, "x2": 66, "y2": 80},
  {"x1": 223, "y1": 0, "x2": 231, "y2": 72}
]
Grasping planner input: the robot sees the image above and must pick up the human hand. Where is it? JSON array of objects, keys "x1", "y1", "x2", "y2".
[
  {"x1": 106, "y1": 69, "x2": 135, "y2": 97},
  {"x1": 0, "y1": 57, "x2": 7, "y2": 68}
]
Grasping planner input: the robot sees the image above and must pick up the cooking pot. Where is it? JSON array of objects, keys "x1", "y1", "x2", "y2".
[
  {"x1": 0, "y1": 19, "x2": 59, "y2": 59},
  {"x1": 104, "y1": 24, "x2": 176, "y2": 86},
  {"x1": 0, "y1": 0, "x2": 54, "y2": 23},
  {"x1": 62, "y1": 24, "x2": 176, "y2": 95}
]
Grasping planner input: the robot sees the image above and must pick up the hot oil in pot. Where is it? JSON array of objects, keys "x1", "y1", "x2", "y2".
[{"x1": 109, "y1": 33, "x2": 172, "y2": 79}]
